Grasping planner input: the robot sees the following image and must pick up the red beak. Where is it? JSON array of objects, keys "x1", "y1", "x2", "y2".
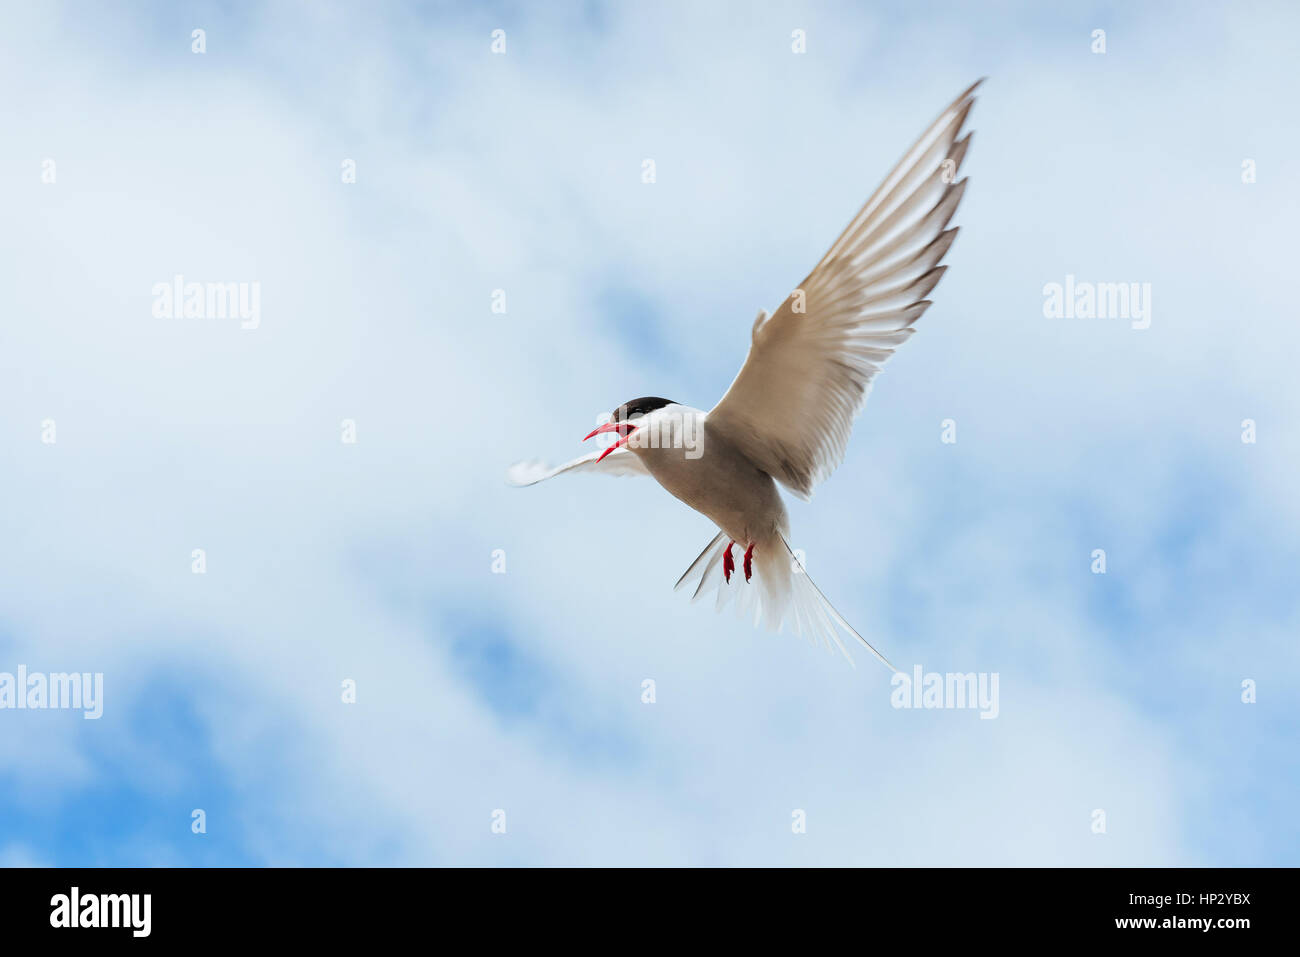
[{"x1": 584, "y1": 421, "x2": 639, "y2": 462}]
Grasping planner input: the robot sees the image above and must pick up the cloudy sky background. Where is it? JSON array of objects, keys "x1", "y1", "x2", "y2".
[{"x1": 1, "y1": 0, "x2": 1297, "y2": 865}]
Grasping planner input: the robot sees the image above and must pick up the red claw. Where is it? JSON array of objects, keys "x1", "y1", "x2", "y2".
[
  {"x1": 723, "y1": 541, "x2": 735, "y2": 584},
  {"x1": 743, "y1": 543, "x2": 754, "y2": 583}
]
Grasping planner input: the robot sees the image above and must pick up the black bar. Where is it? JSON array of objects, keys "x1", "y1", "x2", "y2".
[{"x1": 0, "y1": 867, "x2": 1278, "y2": 943}]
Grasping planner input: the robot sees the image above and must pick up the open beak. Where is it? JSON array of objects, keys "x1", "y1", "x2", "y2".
[{"x1": 583, "y1": 421, "x2": 639, "y2": 462}]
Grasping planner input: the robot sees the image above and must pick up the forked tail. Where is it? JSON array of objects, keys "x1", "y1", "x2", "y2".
[
  {"x1": 777, "y1": 535, "x2": 896, "y2": 671},
  {"x1": 673, "y1": 530, "x2": 896, "y2": 671}
]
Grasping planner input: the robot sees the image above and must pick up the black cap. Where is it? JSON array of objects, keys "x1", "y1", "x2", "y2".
[{"x1": 611, "y1": 396, "x2": 676, "y2": 423}]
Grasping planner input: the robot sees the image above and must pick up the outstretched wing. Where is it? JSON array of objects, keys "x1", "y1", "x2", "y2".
[
  {"x1": 506, "y1": 447, "x2": 648, "y2": 487},
  {"x1": 707, "y1": 80, "x2": 981, "y2": 500}
]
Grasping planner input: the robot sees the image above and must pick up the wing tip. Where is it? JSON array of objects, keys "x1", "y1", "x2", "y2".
[
  {"x1": 505, "y1": 459, "x2": 544, "y2": 487},
  {"x1": 961, "y1": 76, "x2": 988, "y2": 101},
  {"x1": 950, "y1": 79, "x2": 984, "y2": 129}
]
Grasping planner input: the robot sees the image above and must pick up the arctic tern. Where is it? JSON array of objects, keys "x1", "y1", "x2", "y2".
[{"x1": 508, "y1": 81, "x2": 982, "y2": 669}]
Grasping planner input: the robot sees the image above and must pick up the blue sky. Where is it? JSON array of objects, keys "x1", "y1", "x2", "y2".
[{"x1": 1, "y1": 0, "x2": 1297, "y2": 866}]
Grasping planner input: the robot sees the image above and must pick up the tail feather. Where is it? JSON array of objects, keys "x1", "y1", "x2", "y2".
[
  {"x1": 675, "y1": 531, "x2": 726, "y2": 597},
  {"x1": 781, "y1": 534, "x2": 896, "y2": 670},
  {"x1": 672, "y1": 529, "x2": 896, "y2": 671}
]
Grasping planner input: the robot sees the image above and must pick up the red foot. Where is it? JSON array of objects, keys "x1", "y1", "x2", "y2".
[
  {"x1": 722, "y1": 541, "x2": 735, "y2": 583},
  {"x1": 743, "y1": 543, "x2": 754, "y2": 583}
]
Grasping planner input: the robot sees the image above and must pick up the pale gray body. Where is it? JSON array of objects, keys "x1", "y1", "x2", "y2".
[{"x1": 628, "y1": 405, "x2": 788, "y2": 549}]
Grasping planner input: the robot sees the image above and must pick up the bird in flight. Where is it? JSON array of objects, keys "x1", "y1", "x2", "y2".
[{"x1": 508, "y1": 81, "x2": 981, "y2": 669}]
